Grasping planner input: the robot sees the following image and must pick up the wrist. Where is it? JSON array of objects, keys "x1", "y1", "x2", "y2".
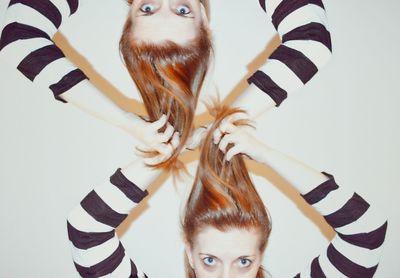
[
  {"x1": 233, "y1": 84, "x2": 275, "y2": 119},
  {"x1": 120, "y1": 160, "x2": 163, "y2": 191},
  {"x1": 256, "y1": 143, "x2": 276, "y2": 165},
  {"x1": 118, "y1": 112, "x2": 144, "y2": 136}
]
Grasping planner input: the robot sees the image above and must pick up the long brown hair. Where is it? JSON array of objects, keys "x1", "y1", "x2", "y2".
[
  {"x1": 182, "y1": 104, "x2": 272, "y2": 277},
  {"x1": 119, "y1": 8, "x2": 212, "y2": 171}
]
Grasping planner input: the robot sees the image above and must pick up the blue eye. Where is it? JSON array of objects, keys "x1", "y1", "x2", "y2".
[
  {"x1": 238, "y1": 258, "x2": 252, "y2": 268},
  {"x1": 140, "y1": 3, "x2": 156, "y2": 13},
  {"x1": 176, "y1": 5, "x2": 191, "y2": 15},
  {"x1": 203, "y1": 257, "x2": 217, "y2": 266}
]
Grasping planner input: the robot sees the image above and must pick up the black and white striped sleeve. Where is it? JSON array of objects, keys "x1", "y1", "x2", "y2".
[
  {"x1": 294, "y1": 173, "x2": 388, "y2": 277},
  {"x1": 249, "y1": 0, "x2": 332, "y2": 106},
  {"x1": 0, "y1": 0, "x2": 88, "y2": 103},
  {"x1": 67, "y1": 168, "x2": 149, "y2": 277}
]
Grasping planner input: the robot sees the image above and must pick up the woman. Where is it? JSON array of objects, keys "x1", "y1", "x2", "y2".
[
  {"x1": 67, "y1": 106, "x2": 387, "y2": 277},
  {"x1": 0, "y1": 0, "x2": 333, "y2": 157}
]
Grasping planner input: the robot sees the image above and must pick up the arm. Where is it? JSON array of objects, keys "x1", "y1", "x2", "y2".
[
  {"x1": 0, "y1": 0, "x2": 157, "y2": 144},
  {"x1": 256, "y1": 146, "x2": 387, "y2": 277},
  {"x1": 67, "y1": 159, "x2": 162, "y2": 277},
  {"x1": 232, "y1": 0, "x2": 332, "y2": 118},
  {"x1": 219, "y1": 127, "x2": 388, "y2": 277},
  {"x1": 0, "y1": 0, "x2": 89, "y2": 103}
]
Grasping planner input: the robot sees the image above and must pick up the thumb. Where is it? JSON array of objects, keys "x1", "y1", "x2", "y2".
[{"x1": 186, "y1": 126, "x2": 208, "y2": 150}]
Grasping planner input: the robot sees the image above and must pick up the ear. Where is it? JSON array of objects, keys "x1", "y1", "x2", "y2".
[{"x1": 184, "y1": 242, "x2": 195, "y2": 269}]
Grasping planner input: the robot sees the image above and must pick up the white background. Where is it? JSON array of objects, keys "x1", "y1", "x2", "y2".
[{"x1": 0, "y1": 0, "x2": 399, "y2": 277}]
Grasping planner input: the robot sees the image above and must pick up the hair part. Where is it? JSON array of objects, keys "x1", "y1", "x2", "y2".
[{"x1": 182, "y1": 103, "x2": 272, "y2": 277}]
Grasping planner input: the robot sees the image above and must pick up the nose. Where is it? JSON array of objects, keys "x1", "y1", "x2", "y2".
[{"x1": 221, "y1": 267, "x2": 232, "y2": 278}]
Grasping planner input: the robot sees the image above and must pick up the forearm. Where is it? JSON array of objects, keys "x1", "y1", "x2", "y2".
[
  {"x1": 0, "y1": 1, "x2": 152, "y2": 142},
  {"x1": 60, "y1": 80, "x2": 148, "y2": 139},
  {"x1": 253, "y1": 138, "x2": 387, "y2": 277},
  {"x1": 256, "y1": 143, "x2": 329, "y2": 194},
  {"x1": 67, "y1": 159, "x2": 161, "y2": 276}
]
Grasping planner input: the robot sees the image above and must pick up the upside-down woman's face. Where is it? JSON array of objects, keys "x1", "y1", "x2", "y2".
[
  {"x1": 186, "y1": 227, "x2": 263, "y2": 278},
  {"x1": 129, "y1": 0, "x2": 207, "y2": 45}
]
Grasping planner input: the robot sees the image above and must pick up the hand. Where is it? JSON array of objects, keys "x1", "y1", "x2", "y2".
[
  {"x1": 141, "y1": 131, "x2": 181, "y2": 165},
  {"x1": 131, "y1": 114, "x2": 180, "y2": 160},
  {"x1": 212, "y1": 111, "x2": 250, "y2": 145},
  {"x1": 217, "y1": 124, "x2": 268, "y2": 163}
]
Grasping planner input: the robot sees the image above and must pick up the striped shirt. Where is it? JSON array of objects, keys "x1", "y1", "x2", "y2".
[
  {"x1": 0, "y1": 0, "x2": 332, "y2": 106},
  {"x1": 0, "y1": 0, "x2": 86, "y2": 103},
  {"x1": 67, "y1": 169, "x2": 387, "y2": 277}
]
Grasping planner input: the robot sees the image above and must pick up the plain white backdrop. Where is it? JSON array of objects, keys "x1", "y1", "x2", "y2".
[{"x1": 0, "y1": 0, "x2": 399, "y2": 277}]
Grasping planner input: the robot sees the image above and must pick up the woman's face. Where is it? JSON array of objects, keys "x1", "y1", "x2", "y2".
[
  {"x1": 129, "y1": 0, "x2": 207, "y2": 45},
  {"x1": 186, "y1": 226, "x2": 264, "y2": 278}
]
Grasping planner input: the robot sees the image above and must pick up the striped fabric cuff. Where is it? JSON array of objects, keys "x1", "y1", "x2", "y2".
[
  {"x1": 110, "y1": 168, "x2": 149, "y2": 203},
  {"x1": 247, "y1": 70, "x2": 287, "y2": 107},
  {"x1": 301, "y1": 172, "x2": 337, "y2": 205},
  {"x1": 49, "y1": 68, "x2": 87, "y2": 103}
]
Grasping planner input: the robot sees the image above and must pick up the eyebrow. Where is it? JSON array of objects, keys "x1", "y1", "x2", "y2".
[
  {"x1": 199, "y1": 253, "x2": 256, "y2": 259},
  {"x1": 238, "y1": 255, "x2": 256, "y2": 259},
  {"x1": 199, "y1": 253, "x2": 217, "y2": 257}
]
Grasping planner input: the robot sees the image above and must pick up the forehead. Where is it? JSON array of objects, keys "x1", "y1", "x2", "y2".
[
  {"x1": 129, "y1": 0, "x2": 203, "y2": 45},
  {"x1": 194, "y1": 227, "x2": 261, "y2": 258}
]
